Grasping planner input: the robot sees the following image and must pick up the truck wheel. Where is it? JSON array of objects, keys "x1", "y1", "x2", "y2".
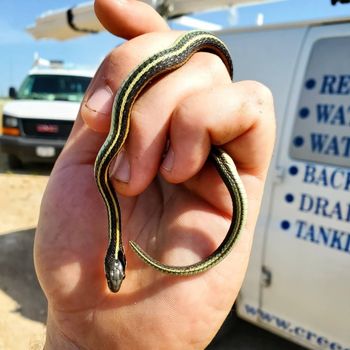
[{"x1": 8, "y1": 155, "x2": 23, "y2": 169}]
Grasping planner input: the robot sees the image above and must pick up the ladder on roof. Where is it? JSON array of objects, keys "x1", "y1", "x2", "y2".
[
  {"x1": 146, "y1": 0, "x2": 246, "y2": 18},
  {"x1": 26, "y1": 0, "x2": 271, "y2": 40}
]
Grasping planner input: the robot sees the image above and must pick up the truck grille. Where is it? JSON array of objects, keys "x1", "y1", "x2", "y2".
[{"x1": 21, "y1": 119, "x2": 74, "y2": 140}]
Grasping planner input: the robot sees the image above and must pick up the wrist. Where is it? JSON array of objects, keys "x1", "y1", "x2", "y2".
[{"x1": 44, "y1": 313, "x2": 79, "y2": 350}]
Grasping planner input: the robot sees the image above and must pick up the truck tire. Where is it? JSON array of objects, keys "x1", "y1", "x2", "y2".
[{"x1": 8, "y1": 155, "x2": 23, "y2": 169}]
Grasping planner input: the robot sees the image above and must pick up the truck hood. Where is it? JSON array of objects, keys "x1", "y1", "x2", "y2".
[{"x1": 3, "y1": 100, "x2": 81, "y2": 121}]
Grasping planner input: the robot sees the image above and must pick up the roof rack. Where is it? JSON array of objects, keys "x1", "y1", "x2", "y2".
[
  {"x1": 26, "y1": 0, "x2": 271, "y2": 40},
  {"x1": 32, "y1": 53, "x2": 64, "y2": 68}
]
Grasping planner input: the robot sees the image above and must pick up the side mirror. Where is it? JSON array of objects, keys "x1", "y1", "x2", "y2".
[{"x1": 9, "y1": 87, "x2": 17, "y2": 99}]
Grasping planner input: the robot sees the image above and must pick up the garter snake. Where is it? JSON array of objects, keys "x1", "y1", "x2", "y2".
[{"x1": 94, "y1": 31, "x2": 248, "y2": 293}]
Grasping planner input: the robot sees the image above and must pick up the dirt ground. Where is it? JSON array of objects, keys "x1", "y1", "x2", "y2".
[
  {"x1": 0, "y1": 151, "x2": 49, "y2": 350},
  {"x1": 0, "y1": 99, "x2": 49, "y2": 349}
]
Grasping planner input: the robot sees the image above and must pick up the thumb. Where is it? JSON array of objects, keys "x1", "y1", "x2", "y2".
[{"x1": 94, "y1": 0, "x2": 170, "y2": 39}]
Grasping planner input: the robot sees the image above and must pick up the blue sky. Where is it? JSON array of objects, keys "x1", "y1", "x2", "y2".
[{"x1": 0, "y1": 0, "x2": 349, "y2": 96}]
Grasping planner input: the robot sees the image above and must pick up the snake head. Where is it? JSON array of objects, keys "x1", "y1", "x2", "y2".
[{"x1": 105, "y1": 255, "x2": 126, "y2": 293}]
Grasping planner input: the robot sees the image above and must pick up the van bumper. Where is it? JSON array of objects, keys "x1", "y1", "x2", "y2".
[{"x1": 0, "y1": 135, "x2": 65, "y2": 163}]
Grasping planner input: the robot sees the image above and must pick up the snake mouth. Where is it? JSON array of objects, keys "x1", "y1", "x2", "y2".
[{"x1": 107, "y1": 276, "x2": 123, "y2": 293}]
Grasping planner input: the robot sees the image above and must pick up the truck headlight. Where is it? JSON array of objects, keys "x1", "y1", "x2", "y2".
[
  {"x1": 3, "y1": 115, "x2": 19, "y2": 128},
  {"x1": 2, "y1": 115, "x2": 20, "y2": 136}
]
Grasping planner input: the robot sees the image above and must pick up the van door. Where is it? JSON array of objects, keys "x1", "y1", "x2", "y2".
[{"x1": 260, "y1": 23, "x2": 350, "y2": 350}]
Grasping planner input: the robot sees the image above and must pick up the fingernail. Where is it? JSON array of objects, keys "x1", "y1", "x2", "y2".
[
  {"x1": 111, "y1": 150, "x2": 130, "y2": 183},
  {"x1": 161, "y1": 147, "x2": 174, "y2": 171},
  {"x1": 85, "y1": 86, "x2": 113, "y2": 115}
]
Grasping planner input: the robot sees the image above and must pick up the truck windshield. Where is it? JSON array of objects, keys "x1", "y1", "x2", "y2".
[{"x1": 17, "y1": 74, "x2": 91, "y2": 102}]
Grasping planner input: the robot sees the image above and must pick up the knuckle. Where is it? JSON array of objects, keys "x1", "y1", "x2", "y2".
[
  {"x1": 191, "y1": 52, "x2": 230, "y2": 84},
  {"x1": 242, "y1": 80, "x2": 274, "y2": 116},
  {"x1": 173, "y1": 101, "x2": 201, "y2": 135},
  {"x1": 102, "y1": 44, "x2": 138, "y2": 90},
  {"x1": 246, "y1": 80, "x2": 273, "y2": 104},
  {"x1": 173, "y1": 101, "x2": 191, "y2": 125},
  {"x1": 129, "y1": 105, "x2": 146, "y2": 136},
  {"x1": 206, "y1": 52, "x2": 229, "y2": 76},
  {"x1": 107, "y1": 43, "x2": 128, "y2": 65}
]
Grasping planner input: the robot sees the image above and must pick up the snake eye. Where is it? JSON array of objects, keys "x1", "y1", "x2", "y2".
[{"x1": 105, "y1": 258, "x2": 125, "y2": 293}]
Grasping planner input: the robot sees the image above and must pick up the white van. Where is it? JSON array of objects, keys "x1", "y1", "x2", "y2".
[
  {"x1": 216, "y1": 15, "x2": 350, "y2": 350},
  {"x1": 0, "y1": 61, "x2": 93, "y2": 168}
]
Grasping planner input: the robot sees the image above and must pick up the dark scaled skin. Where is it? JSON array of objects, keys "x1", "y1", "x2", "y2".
[{"x1": 105, "y1": 257, "x2": 126, "y2": 293}]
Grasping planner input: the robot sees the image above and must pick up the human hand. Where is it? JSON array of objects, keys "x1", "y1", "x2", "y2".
[{"x1": 34, "y1": 1, "x2": 275, "y2": 349}]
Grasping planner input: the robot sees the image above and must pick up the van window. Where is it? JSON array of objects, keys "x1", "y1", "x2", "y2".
[
  {"x1": 290, "y1": 37, "x2": 350, "y2": 168},
  {"x1": 17, "y1": 74, "x2": 91, "y2": 102}
]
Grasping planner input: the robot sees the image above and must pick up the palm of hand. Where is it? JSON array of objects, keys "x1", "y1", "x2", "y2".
[{"x1": 35, "y1": 132, "x2": 245, "y2": 349}]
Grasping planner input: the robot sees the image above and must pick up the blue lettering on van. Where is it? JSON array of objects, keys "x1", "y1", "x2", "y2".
[
  {"x1": 316, "y1": 104, "x2": 350, "y2": 126},
  {"x1": 310, "y1": 133, "x2": 350, "y2": 158},
  {"x1": 299, "y1": 193, "x2": 350, "y2": 222},
  {"x1": 320, "y1": 74, "x2": 350, "y2": 95},
  {"x1": 295, "y1": 220, "x2": 350, "y2": 253},
  {"x1": 243, "y1": 304, "x2": 350, "y2": 350},
  {"x1": 303, "y1": 164, "x2": 350, "y2": 191}
]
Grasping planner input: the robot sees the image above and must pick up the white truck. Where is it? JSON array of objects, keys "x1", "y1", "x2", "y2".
[
  {"x1": 0, "y1": 60, "x2": 93, "y2": 167},
  {"x1": 26, "y1": 2, "x2": 350, "y2": 349}
]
